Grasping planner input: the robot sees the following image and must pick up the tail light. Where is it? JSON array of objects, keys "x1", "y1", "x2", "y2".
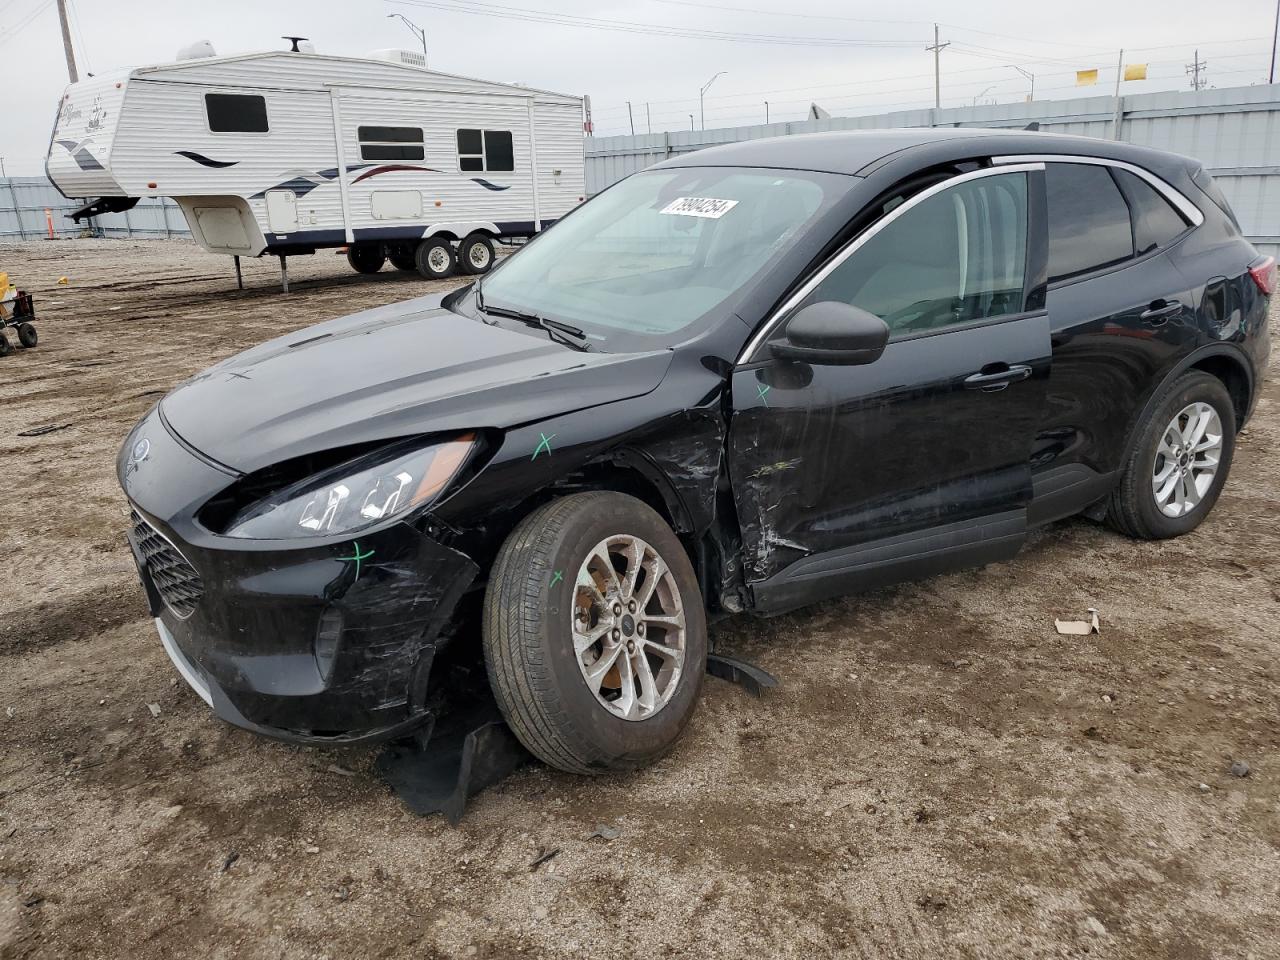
[{"x1": 1249, "y1": 255, "x2": 1276, "y2": 296}]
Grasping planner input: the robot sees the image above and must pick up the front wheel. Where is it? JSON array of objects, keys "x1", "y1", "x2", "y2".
[
  {"x1": 16, "y1": 322, "x2": 37, "y2": 348},
  {"x1": 1106, "y1": 370, "x2": 1236, "y2": 539},
  {"x1": 483, "y1": 492, "x2": 707, "y2": 775},
  {"x1": 0, "y1": 333, "x2": 11, "y2": 357}
]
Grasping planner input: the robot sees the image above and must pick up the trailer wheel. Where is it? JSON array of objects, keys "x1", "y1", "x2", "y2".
[
  {"x1": 0, "y1": 333, "x2": 11, "y2": 357},
  {"x1": 16, "y1": 323, "x2": 37, "y2": 348},
  {"x1": 389, "y1": 247, "x2": 417, "y2": 272},
  {"x1": 415, "y1": 238, "x2": 456, "y2": 280},
  {"x1": 459, "y1": 233, "x2": 496, "y2": 275},
  {"x1": 346, "y1": 244, "x2": 386, "y2": 274}
]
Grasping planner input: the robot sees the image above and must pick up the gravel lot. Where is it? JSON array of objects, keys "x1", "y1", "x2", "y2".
[{"x1": 1, "y1": 239, "x2": 1278, "y2": 960}]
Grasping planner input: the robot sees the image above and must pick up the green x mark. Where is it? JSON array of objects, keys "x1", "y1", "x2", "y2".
[
  {"x1": 532, "y1": 431, "x2": 556, "y2": 461},
  {"x1": 337, "y1": 541, "x2": 375, "y2": 581},
  {"x1": 757, "y1": 383, "x2": 771, "y2": 405},
  {"x1": 549, "y1": 570, "x2": 564, "y2": 588}
]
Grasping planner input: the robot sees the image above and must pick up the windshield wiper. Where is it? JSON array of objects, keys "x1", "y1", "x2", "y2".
[{"x1": 480, "y1": 302, "x2": 592, "y2": 352}]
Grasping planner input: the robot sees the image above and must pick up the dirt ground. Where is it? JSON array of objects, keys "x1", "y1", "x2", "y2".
[{"x1": 1, "y1": 239, "x2": 1278, "y2": 960}]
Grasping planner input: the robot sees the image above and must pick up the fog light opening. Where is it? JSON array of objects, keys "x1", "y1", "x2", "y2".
[{"x1": 314, "y1": 606, "x2": 345, "y2": 684}]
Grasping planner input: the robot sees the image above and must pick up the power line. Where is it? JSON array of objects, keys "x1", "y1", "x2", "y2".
[
  {"x1": 388, "y1": 0, "x2": 922, "y2": 47},
  {"x1": 0, "y1": 0, "x2": 54, "y2": 52}
]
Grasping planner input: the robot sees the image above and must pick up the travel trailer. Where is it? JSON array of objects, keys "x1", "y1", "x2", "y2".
[{"x1": 46, "y1": 42, "x2": 587, "y2": 284}]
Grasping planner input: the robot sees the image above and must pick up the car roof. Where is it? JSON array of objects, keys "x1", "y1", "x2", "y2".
[{"x1": 651, "y1": 127, "x2": 1196, "y2": 180}]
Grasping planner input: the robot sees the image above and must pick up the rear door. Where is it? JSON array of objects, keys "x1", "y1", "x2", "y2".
[
  {"x1": 728, "y1": 164, "x2": 1052, "y2": 612},
  {"x1": 1028, "y1": 160, "x2": 1198, "y2": 522}
]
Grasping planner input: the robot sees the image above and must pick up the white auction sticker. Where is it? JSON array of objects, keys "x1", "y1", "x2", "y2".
[{"x1": 659, "y1": 196, "x2": 739, "y2": 219}]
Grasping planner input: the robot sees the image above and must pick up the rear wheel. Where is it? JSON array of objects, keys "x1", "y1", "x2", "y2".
[
  {"x1": 346, "y1": 243, "x2": 385, "y2": 274},
  {"x1": 388, "y1": 246, "x2": 417, "y2": 272},
  {"x1": 414, "y1": 238, "x2": 456, "y2": 280},
  {"x1": 1106, "y1": 370, "x2": 1235, "y2": 539},
  {"x1": 16, "y1": 323, "x2": 36, "y2": 348},
  {"x1": 483, "y1": 492, "x2": 707, "y2": 775},
  {"x1": 458, "y1": 232, "x2": 496, "y2": 275}
]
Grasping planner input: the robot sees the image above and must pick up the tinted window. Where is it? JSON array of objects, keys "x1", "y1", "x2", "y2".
[
  {"x1": 800, "y1": 172, "x2": 1028, "y2": 337},
  {"x1": 358, "y1": 125, "x2": 424, "y2": 162},
  {"x1": 205, "y1": 94, "x2": 268, "y2": 133},
  {"x1": 483, "y1": 130, "x2": 514, "y2": 171},
  {"x1": 456, "y1": 128, "x2": 513, "y2": 172},
  {"x1": 1115, "y1": 170, "x2": 1188, "y2": 254},
  {"x1": 1046, "y1": 163, "x2": 1133, "y2": 282}
]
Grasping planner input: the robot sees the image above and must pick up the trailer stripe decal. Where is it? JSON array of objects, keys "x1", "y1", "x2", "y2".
[
  {"x1": 350, "y1": 164, "x2": 442, "y2": 184},
  {"x1": 470, "y1": 178, "x2": 512, "y2": 192},
  {"x1": 174, "y1": 151, "x2": 239, "y2": 169}
]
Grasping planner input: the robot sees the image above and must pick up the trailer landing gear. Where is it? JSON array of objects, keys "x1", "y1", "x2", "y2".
[{"x1": 279, "y1": 254, "x2": 289, "y2": 294}]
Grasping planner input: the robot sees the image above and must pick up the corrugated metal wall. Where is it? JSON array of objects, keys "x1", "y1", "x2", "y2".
[
  {"x1": 586, "y1": 83, "x2": 1280, "y2": 257},
  {"x1": 0, "y1": 177, "x2": 189, "y2": 241}
]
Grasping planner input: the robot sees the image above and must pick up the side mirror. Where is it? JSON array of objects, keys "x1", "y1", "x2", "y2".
[{"x1": 769, "y1": 301, "x2": 890, "y2": 366}]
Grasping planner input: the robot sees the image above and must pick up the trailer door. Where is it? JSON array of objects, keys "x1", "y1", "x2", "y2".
[{"x1": 265, "y1": 190, "x2": 298, "y2": 234}]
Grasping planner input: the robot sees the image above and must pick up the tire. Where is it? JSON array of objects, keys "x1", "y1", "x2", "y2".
[
  {"x1": 483, "y1": 491, "x2": 708, "y2": 775},
  {"x1": 16, "y1": 323, "x2": 36, "y2": 348},
  {"x1": 1106, "y1": 370, "x2": 1236, "y2": 540},
  {"x1": 346, "y1": 243, "x2": 385, "y2": 274},
  {"x1": 0, "y1": 333, "x2": 10, "y2": 357},
  {"x1": 414, "y1": 238, "x2": 456, "y2": 279},
  {"x1": 458, "y1": 232, "x2": 496, "y2": 275},
  {"x1": 388, "y1": 246, "x2": 417, "y2": 272}
]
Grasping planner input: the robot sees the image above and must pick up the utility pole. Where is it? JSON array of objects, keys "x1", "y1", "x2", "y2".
[
  {"x1": 1186, "y1": 50, "x2": 1207, "y2": 90},
  {"x1": 700, "y1": 70, "x2": 726, "y2": 131},
  {"x1": 55, "y1": 0, "x2": 78, "y2": 83},
  {"x1": 764, "y1": 100, "x2": 769, "y2": 123},
  {"x1": 0, "y1": 158, "x2": 6, "y2": 179},
  {"x1": 1011, "y1": 65, "x2": 1035, "y2": 102},
  {"x1": 646, "y1": 102, "x2": 651, "y2": 134},
  {"x1": 626, "y1": 101, "x2": 635, "y2": 136},
  {"x1": 926, "y1": 23, "x2": 949, "y2": 110},
  {"x1": 1270, "y1": 0, "x2": 1278, "y2": 83}
]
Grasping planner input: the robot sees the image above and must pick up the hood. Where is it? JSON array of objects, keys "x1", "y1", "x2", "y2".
[{"x1": 160, "y1": 294, "x2": 673, "y2": 473}]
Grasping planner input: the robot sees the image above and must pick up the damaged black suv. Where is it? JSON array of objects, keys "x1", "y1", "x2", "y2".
[{"x1": 120, "y1": 129, "x2": 1272, "y2": 774}]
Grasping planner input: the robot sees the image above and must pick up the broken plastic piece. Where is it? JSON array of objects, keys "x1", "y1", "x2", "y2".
[
  {"x1": 375, "y1": 700, "x2": 531, "y2": 825},
  {"x1": 706, "y1": 653, "x2": 778, "y2": 697},
  {"x1": 1055, "y1": 608, "x2": 1101, "y2": 635}
]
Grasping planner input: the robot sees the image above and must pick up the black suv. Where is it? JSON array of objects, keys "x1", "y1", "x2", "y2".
[{"x1": 120, "y1": 129, "x2": 1273, "y2": 774}]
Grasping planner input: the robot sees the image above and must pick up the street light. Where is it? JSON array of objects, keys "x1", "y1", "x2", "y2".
[
  {"x1": 386, "y1": 13, "x2": 428, "y2": 66},
  {"x1": 689, "y1": 114, "x2": 694, "y2": 131},
  {"x1": 700, "y1": 70, "x2": 726, "y2": 131},
  {"x1": 972, "y1": 85, "x2": 995, "y2": 106},
  {"x1": 764, "y1": 100, "x2": 769, "y2": 124},
  {"x1": 1010, "y1": 65, "x2": 1035, "y2": 102}
]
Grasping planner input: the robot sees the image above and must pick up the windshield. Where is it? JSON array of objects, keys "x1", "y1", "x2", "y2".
[{"x1": 477, "y1": 167, "x2": 841, "y2": 349}]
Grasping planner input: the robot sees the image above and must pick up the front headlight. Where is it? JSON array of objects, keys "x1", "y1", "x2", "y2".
[{"x1": 226, "y1": 434, "x2": 476, "y2": 539}]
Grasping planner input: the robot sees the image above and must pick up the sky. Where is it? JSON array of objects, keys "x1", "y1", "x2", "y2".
[{"x1": 0, "y1": 0, "x2": 1277, "y2": 174}]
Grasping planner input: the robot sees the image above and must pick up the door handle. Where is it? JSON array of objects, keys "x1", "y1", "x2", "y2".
[
  {"x1": 964, "y1": 363, "x2": 1032, "y2": 392},
  {"x1": 1140, "y1": 299, "x2": 1182, "y2": 324}
]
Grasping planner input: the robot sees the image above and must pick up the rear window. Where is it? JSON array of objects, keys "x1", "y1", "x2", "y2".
[
  {"x1": 205, "y1": 93, "x2": 268, "y2": 133},
  {"x1": 1046, "y1": 163, "x2": 1133, "y2": 282},
  {"x1": 1114, "y1": 170, "x2": 1189, "y2": 255},
  {"x1": 1193, "y1": 166, "x2": 1241, "y2": 230}
]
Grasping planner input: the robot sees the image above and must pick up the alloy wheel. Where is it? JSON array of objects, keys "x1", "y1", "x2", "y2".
[
  {"x1": 1152, "y1": 401, "x2": 1223, "y2": 518},
  {"x1": 572, "y1": 534, "x2": 687, "y2": 721}
]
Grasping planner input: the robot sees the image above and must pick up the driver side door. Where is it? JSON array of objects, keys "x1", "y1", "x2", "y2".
[{"x1": 728, "y1": 164, "x2": 1052, "y2": 614}]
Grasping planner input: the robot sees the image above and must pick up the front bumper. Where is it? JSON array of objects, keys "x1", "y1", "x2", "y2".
[{"x1": 121, "y1": 411, "x2": 479, "y2": 746}]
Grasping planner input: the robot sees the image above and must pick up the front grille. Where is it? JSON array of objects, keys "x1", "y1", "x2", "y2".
[{"x1": 130, "y1": 508, "x2": 204, "y2": 619}]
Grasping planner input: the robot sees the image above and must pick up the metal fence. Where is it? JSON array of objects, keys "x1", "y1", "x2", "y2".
[
  {"x1": 0, "y1": 177, "x2": 190, "y2": 241},
  {"x1": 586, "y1": 83, "x2": 1280, "y2": 258}
]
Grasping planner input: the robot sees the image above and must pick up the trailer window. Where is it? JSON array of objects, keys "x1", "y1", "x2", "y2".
[
  {"x1": 204, "y1": 94, "x2": 269, "y2": 133},
  {"x1": 456, "y1": 129, "x2": 514, "y2": 173},
  {"x1": 358, "y1": 126, "x2": 425, "y2": 162}
]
